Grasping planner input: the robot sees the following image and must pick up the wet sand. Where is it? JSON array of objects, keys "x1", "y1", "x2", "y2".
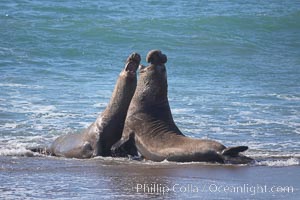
[{"x1": 0, "y1": 156, "x2": 299, "y2": 199}]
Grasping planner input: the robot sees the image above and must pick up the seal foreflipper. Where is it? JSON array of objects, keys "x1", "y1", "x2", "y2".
[
  {"x1": 111, "y1": 132, "x2": 138, "y2": 157},
  {"x1": 27, "y1": 146, "x2": 52, "y2": 155},
  {"x1": 222, "y1": 146, "x2": 248, "y2": 156}
]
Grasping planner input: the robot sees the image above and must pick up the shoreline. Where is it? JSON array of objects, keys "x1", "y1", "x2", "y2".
[{"x1": 1, "y1": 156, "x2": 299, "y2": 199}]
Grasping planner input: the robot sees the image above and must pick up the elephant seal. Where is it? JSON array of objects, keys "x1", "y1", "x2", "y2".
[
  {"x1": 112, "y1": 50, "x2": 253, "y2": 164},
  {"x1": 37, "y1": 52, "x2": 141, "y2": 158}
]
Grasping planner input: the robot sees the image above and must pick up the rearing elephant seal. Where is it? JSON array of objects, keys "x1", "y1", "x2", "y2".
[
  {"x1": 48, "y1": 52, "x2": 141, "y2": 158},
  {"x1": 112, "y1": 50, "x2": 253, "y2": 164}
]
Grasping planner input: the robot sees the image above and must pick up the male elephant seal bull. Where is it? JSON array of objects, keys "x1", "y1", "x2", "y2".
[
  {"x1": 39, "y1": 52, "x2": 141, "y2": 158},
  {"x1": 112, "y1": 50, "x2": 253, "y2": 164}
]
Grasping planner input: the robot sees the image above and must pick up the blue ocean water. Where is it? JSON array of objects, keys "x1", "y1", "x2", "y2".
[
  {"x1": 1, "y1": 1, "x2": 300, "y2": 199},
  {"x1": 1, "y1": 1, "x2": 300, "y2": 161}
]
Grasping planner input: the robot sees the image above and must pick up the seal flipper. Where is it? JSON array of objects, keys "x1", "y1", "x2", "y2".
[
  {"x1": 111, "y1": 131, "x2": 137, "y2": 157},
  {"x1": 27, "y1": 146, "x2": 52, "y2": 156},
  {"x1": 122, "y1": 136, "x2": 138, "y2": 157},
  {"x1": 111, "y1": 139, "x2": 127, "y2": 157},
  {"x1": 222, "y1": 146, "x2": 248, "y2": 157}
]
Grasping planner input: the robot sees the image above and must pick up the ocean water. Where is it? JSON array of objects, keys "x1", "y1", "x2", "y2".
[{"x1": 1, "y1": 0, "x2": 300, "y2": 199}]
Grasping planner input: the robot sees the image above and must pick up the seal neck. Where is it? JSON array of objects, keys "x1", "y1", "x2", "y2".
[
  {"x1": 104, "y1": 72, "x2": 137, "y2": 116},
  {"x1": 138, "y1": 64, "x2": 168, "y2": 103}
]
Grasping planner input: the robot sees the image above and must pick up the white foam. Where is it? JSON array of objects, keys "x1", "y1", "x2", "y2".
[
  {"x1": 0, "y1": 148, "x2": 35, "y2": 157},
  {"x1": 257, "y1": 158, "x2": 300, "y2": 167},
  {"x1": 248, "y1": 150, "x2": 300, "y2": 158},
  {"x1": 30, "y1": 105, "x2": 57, "y2": 114},
  {"x1": 0, "y1": 98, "x2": 56, "y2": 116},
  {"x1": 0, "y1": 83, "x2": 43, "y2": 89},
  {"x1": 172, "y1": 108, "x2": 195, "y2": 114},
  {"x1": 2, "y1": 123, "x2": 18, "y2": 129},
  {"x1": 0, "y1": 47, "x2": 13, "y2": 55},
  {"x1": 238, "y1": 111, "x2": 253, "y2": 116},
  {"x1": 226, "y1": 140, "x2": 300, "y2": 154},
  {"x1": 210, "y1": 127, "x2": 224, "y2": 132},
  {"x1": 78, "y1": 121, "x2": 93, "y2": 128},
  {"x1": 0, "y1": 135, "x2": 55, "y2": 157},
  {"x1": 276, "y1": 94, "x2": 300, "y2": 101}
]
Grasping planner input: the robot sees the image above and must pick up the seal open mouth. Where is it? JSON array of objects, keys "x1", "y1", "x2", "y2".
[
  {"x1": 125, "y1": 52, "x2": 141, "y2": 75},
  {"x1": 125, "y1": 62, "x2": 138, "y2": 75}
]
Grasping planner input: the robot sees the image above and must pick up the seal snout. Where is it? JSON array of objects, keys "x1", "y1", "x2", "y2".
[
  {"x1": 125, "y1": 52, "x2": 141, "y2": 74},
  {"x1": 146, "y1": 50, "x2": 167, "y2": 65},
  {"x1": 127, "y1": 52, "x2": 141, "y2": 64}
]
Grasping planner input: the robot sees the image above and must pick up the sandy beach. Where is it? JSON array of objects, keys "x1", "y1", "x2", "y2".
[
  {"x1": 1, "y1": 0, "x2": 299, "y2": 199},
  {"x1": 1, "y1": 156, "x2": 299, "y2": 199}
]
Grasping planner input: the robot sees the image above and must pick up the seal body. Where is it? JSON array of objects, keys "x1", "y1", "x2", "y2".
[
  {"x1": 112, "y1": 50, "x2": 253, "y2": 164},
  {"x1": 50, "y1": 53, "x2": 141, "y2": 158}
]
